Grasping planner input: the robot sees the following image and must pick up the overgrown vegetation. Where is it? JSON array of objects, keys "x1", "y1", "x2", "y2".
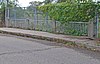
[
  {"x1": 38, "y1": 2, "x2": 99, "y2": 23},
  {"x1": 37, "y1": 1, "x2": 100, "y2": 36}
]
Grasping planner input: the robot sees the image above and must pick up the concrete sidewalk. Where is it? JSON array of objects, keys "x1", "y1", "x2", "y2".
[{"x1": 0, "y1": 28, "x2": 100, "y2": 51}]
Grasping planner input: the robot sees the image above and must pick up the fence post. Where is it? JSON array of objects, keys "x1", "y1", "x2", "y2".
[
  {"x1": 88, "y1": 20, "x2": 94, "y2": 38},
  {"x1": 6, "y1": 8, "x2": 10, "y2": 27},
  {"x1": 5, "y1": 6, "x2": 10, "y2": 27},
  {"x1": 33, "y1": 6, "x2": 37, "y2": 30},
  {"x1": 45, "y1": 12, "x2": 49, "y2": 31},
  {"x1": 91, "y1": 3, "x2": 99, "y2": 38},
  {"x1": 93, "y1": 16, "x2": 99, "y2": 38},
  {"x1": 27, "y1": 18, "x2": 30, "y2": 29},
  {"x1": 53, "y1": 19, "x2": 56, "y2": 33},
  {"x1": 5, "y1": 8, "x2": 7, "y2": 27},
  {"x1": 88, "y1": 16, "x2": 99, "y2": 39},
  {"x1": 14, "y1": 7, "x2": 16, "y2": 28},
  {"x1": 55, "y1": 20, "x2": 57, "y2": 33}
]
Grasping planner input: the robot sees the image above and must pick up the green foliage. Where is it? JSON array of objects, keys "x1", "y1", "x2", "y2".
[
  {"x1": 43, "y1": 0, "x2": 53, "y2": 4},
  {"x1": 38, "y1": 2, "x2": 98, "y2": 23},
  {"x1": 0, "y1": 0, "x2": 18, "y2": 20},
  {"x1": 66, "y1": 29, "x2": 84, "y2": 36},
  {"x1": 38, "y1": 2, "x2": 98, "y2": 36}
]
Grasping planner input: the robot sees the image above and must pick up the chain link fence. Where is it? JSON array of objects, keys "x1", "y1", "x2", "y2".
[{"x1": 5, "y1": 6, "x2": 90, "y2": 36}]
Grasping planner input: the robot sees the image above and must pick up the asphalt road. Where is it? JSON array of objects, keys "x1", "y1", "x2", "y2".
[{"x1": 0, "y1": 34, "x2": 100, "y2": 64}]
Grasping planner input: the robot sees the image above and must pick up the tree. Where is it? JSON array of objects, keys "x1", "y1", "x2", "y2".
[
  {"x1": 43, "y1": 0, "x2": 53, "y2": 4},
  {"x1": 29, "y1": 1, "x2": 42, "y2": 6},
  {"x1": 0, "y1": 0, "x2": 18, "y2": 27},
  {"x1": 57, "y1": 0, "x2": 93, "y2": 3},
  {"x1": 79, "y1": 0, "x2": 93, "y2": 3},
  {"x1": 38, "y1": 1, "x2": 97, "y2": 23},
  {"x1": 57, "y1": 0, "x2": 67, "y2": 3}
]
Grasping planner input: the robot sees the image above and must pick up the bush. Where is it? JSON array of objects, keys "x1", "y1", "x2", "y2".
[{"x1": 38, "y1": 2, "x2": 98, "y2": 23}]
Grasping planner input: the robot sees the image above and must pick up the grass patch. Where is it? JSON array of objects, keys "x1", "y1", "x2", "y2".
[
  {"x1": 64, "y1": 42, "x2": 88, "y2": 49},
  {"x1": 64, "y1": 42, "x2": 77, "y2": 47}
]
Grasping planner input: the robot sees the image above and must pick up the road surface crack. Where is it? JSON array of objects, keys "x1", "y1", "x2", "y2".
[{"x1": 0, "y1": 46, "x2": 61, "y2": 56}]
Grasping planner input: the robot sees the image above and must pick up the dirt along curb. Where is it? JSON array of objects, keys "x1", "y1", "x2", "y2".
[{"x1": 0, "y1": 30, "x2": 100, "y2": 52}]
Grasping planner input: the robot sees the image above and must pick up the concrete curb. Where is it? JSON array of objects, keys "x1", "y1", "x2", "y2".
[
  {"x1": 0, "y1": 30, "x2": 100, "y2": 52},
  {"x1": 0, "y1": 30, "x2": 72, "y2": 43}
]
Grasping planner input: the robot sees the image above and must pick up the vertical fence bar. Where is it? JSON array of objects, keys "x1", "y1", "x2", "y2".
[
  {"x1": 5, "y1": 0, "x2": 9, "y2": 27},
  {"x1": 33, "y1": 6, "x2": 37, "y2": 30},
  {"x1": 37, "y1": 9, "x2": 38, "y2": 30},
  {"x1": 45, "y1": 12, "x2": 49, "y2": 31},
  {"x1": 14, "y1": 7, "x2": 16, "y2": 28},
  {"x1": 5, "y1": 7, "x2": 10, "y2": 27},
  {"x1": 94, "y1": 5, "x2": 99, "y2": 38},
  {"x1": 5, "y1": 7, "x2": 7, "y2": 27},
  {"x1": 54, "y1": 20, "x2": 56, "y2": 33}
]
